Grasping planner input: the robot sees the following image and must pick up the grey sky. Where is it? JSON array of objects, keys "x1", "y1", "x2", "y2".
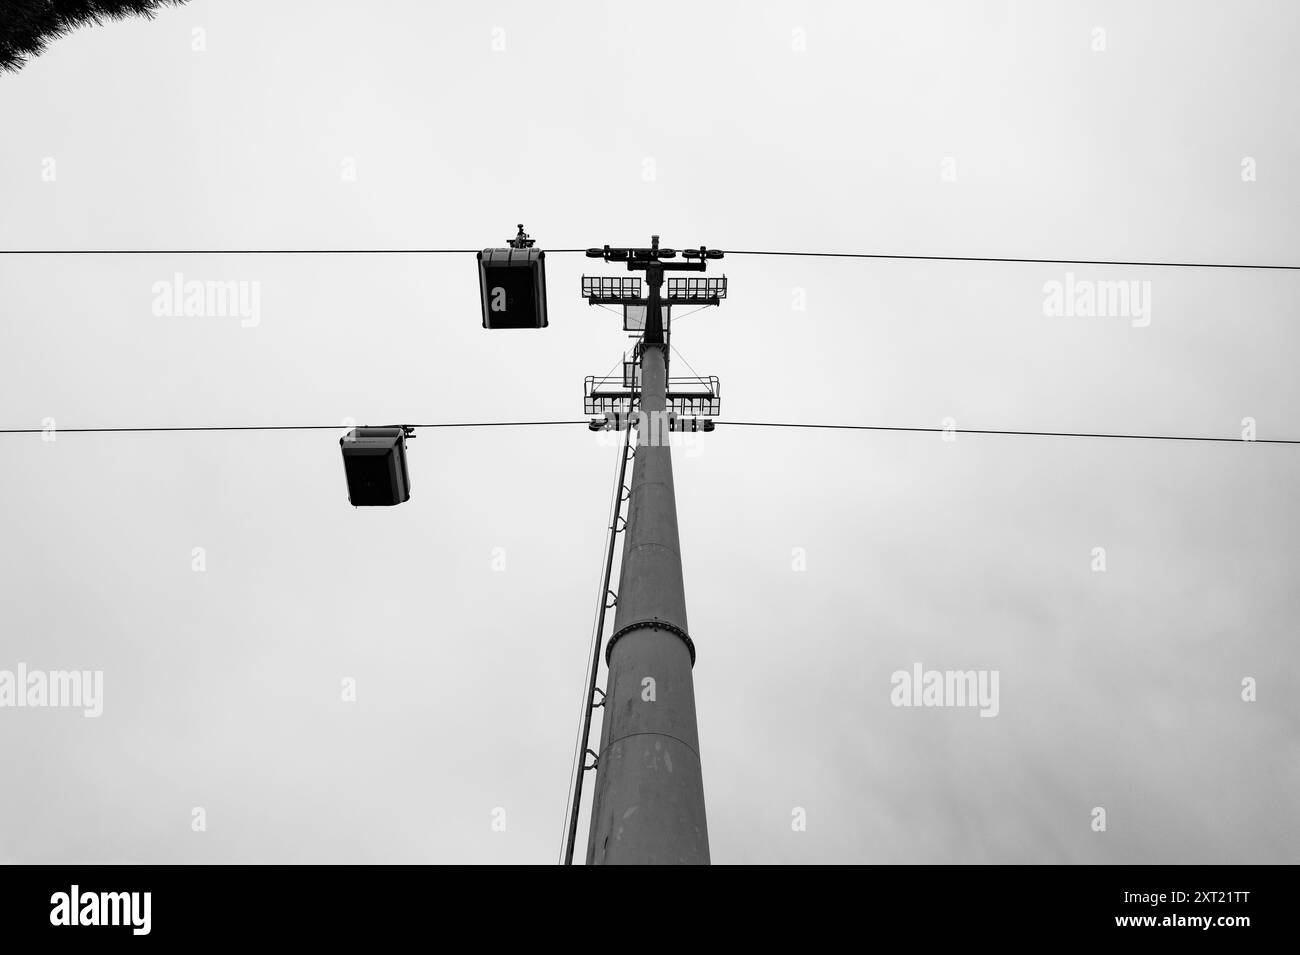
[{"x1": 1, "y1": 0, "x2": 1297, "y2": 863}]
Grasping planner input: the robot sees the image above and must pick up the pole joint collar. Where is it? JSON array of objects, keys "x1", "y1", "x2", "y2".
[{"x1": 606, "y1": 619, "x2": 696, "y2": 667}]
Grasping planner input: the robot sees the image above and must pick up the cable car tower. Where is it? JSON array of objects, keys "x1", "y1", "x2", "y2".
[
  {"x1": 571, "y1": 236, "x2": 724, "y2": 864},
  {"x1": 339, "y1": 226, "x2": 725, "y2": 865}
]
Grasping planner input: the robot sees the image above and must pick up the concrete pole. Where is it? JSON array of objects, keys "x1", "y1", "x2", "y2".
[{"x1": 585, "y1": 302, "x2": 710, "y2": 863}]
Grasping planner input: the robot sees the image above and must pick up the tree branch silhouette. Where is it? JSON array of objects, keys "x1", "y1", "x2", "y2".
[{"x1": 2, "y1": 1, "x2": 190, "y2": 74}]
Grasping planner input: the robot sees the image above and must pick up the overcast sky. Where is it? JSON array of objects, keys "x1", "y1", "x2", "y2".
[{"x1": 1, "y1": 0, "x2": 1297, "y2": 864}]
